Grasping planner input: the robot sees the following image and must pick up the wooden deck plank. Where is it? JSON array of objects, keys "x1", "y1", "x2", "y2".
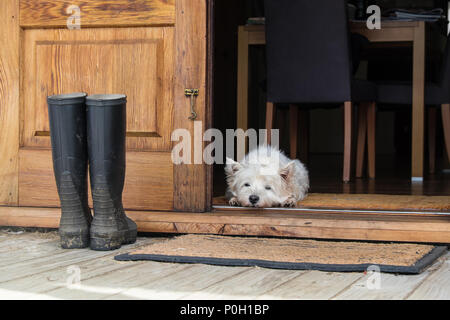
[
  {"x1": 1, "y1": 257, "x2": 145, "y2": 295},
  {"x1": 181, "y1": 268, "x2": 304, "y2": 300},
  {"x1": 105, "y1": 264, "x2": 250, "y2": 300},
  {"x1": 0, "y1": 231, "x2": 61, "y2": 266},
  {"x1": 45, "y1": 261, "x2": 191, "y2": 299},
  {"x1": 256, "y1": 271, "x2": 363, "y2": 300},
  {"x1": 406, "y1": 252, "x2": 450, "y2": 300},
  {"x1": 0, "y1": 238, "x2": 161, "y2": 294},
  {"x1": 0, "y1": 232, "x2": 448, "y2": 300},
  {"x1": 0, "y1": 240, "x2": 62, "y2": 267},
  {"x1": 0, "y1": 231, "x2": 58, "y2": 251},
  {"x1": 0, "y1": 237, "x2": 155, "y2": 283},
  {"x1": 333, "y1": 266, "x2": 442, "y2": 300}
]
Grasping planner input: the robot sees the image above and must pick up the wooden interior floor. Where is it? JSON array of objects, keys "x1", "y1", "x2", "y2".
[
  {"x1": 214, "y1": 154, "x2": 450, "y2": 197},
  {"x1": 1, "y1": 229, "x2": 449, "y2": 300}
]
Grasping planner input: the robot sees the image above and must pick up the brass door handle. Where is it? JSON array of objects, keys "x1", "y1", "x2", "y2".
[{"x1": 185, "y1": 89, "x2": 199, "y2": 120}]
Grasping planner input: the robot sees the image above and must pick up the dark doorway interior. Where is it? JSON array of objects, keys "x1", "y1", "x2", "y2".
[{"x1": 212, "y1": 0, "x2": 450, "y2": 201}]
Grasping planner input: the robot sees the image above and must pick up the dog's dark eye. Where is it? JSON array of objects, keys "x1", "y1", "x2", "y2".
[
  {"x1": 244, "y1": 183, "x2": 250, "y2": 187},
  {"x1": 265, "y1": 186, "x2": 272, "y2": 190}
]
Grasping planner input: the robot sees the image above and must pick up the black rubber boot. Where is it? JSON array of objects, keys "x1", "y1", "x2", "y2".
[
  {"x1": 86, "y1": 94, "x2": 137, "y2": 251},
  {"x1": 48, "y1": 93, "x2": 92, "y2": 249}
]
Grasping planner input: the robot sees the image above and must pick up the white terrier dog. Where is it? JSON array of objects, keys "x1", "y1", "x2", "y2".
[{"x1": 225, "y1": 145, "x2": 309, "y2": 208}]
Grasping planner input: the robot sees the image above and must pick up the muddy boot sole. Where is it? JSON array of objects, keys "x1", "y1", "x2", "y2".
[
  {"x1": 90, "y1": 234, "x2": 124, "y2": 251},
  {"x1": 90, "y1": 220, "x2": 136, "y2": 250},
  {"x1": 90, "y1": 222, "x2": 136, "y2": 250},
  {"x1": 60, "y1": 230, "x2": 90, "y2": 249}
]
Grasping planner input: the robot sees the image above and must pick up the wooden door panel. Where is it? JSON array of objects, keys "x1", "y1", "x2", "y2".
[
  {"x1": 19, "y1": 149, "x2": 174, "y2": 210},
  {"x1": 19, "y1": 0, "x2": 175, "y2": 28},
  {"x1": 22, "y1": 27, "x2": 174, "y2": 152},
  {"x1": 1, "y1": 0, "x2": 208, "y2": 212},
  {"x1": 17, "y1": 1, "x2": 180, "y2": 211}
]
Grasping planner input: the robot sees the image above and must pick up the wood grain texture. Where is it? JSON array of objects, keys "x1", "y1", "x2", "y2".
[
  {"x1": 18, "y1": 149, "x2": 173, "y2": 210},
  {"x1": 20, "y1": 0, "x2": 175, "y2": 28},
  {"x1": 21, "y1": 27, "x2": 174, "y2": 152},
  {"x1": 1, "y1": 206, "x2": 450, "y2": 243},
  {"x1": 0, "y1": 0, "x2": 20, "y2": 205},
  {"x1": 172, "y1": 0, "x2": 208, "y2": 212}
]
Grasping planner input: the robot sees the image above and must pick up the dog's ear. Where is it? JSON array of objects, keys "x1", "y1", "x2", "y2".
[
  {"x1": 279, "y1": 161, "x2": 295, "y2": 180},
  {"x1": 225, "y1": 157, "x2": 242, "y2": 176}
]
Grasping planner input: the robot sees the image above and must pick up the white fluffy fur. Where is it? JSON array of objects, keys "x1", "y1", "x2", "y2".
[{"x1": 225, "y1": 146, "x2": 309, "y2": 208}]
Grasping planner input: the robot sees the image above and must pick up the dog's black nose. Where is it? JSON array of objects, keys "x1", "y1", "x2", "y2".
[{"x1": 249, "y1": 195, "x2": 259, "y2": 204}]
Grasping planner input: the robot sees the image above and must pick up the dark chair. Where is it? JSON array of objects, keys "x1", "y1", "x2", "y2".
[
  {"x1": 264, "y1": 0, "x2": 377, "y2": 182},
  {"x1": 359, "y1": 34, "x2": 450, "y2": 176}
]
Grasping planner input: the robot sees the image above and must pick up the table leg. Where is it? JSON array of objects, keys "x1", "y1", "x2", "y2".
[
  {"x1": 411, "y1": 22, "x2": 425, "y2": 181},
  {"x1": 237, "y1": 26, "x2": 249, "y2": 133},
  {"x1": 343, "y1": 101, "x2": 353, "y2": 182},
  {"x1": 367, "y1": 102, "x2": 376, "y2": 179}
]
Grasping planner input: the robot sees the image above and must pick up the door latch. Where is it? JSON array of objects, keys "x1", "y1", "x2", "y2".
[{"x1": 185, "y1": 89, "x2": 199, "y2": 120}]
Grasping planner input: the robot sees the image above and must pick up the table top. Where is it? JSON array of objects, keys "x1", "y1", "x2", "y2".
[{"x1": 243, "y1": 19, "x2": 431, "y2": 31}]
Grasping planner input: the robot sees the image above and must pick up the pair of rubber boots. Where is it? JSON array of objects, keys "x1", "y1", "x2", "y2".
[{"x1": 48, "y1": 93, "x2": 137, "y2": 251}]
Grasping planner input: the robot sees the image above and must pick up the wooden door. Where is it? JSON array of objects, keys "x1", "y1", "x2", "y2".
[{"x1": 0, "y1": 0, "x2": 208, "y2": 212}]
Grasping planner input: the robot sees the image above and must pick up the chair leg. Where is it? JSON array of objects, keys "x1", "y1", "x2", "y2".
[
  {"x1": 299, "y1": 109, "x2": 310, "y2": 164},
  {"x1": 356, "y1": 104, "x2": 367, "y2": 178},
  {"x1": 442, "y1": 104, "x2": 450, "y2": 163},
  {"x1": 343, "y1": 101, "x2": 353, "y2": 182},
  {"x1": 289, "y1": 104, "x2": 298, "y2": 159},
  {"x1": 265, "y1": 102, "x2": 275, "y2": 145},
  {"x1": 367, "y1": 102, "x2": 376, "y2": 179},
  {"x1": 428, "y1": 107, "x2": 437, "y2": 174}
]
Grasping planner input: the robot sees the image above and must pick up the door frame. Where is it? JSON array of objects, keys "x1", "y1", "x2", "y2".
[
  {"x1": 1, "y1": 206, "x2": 449, "y2": 243},
  {"x1": 0, "y1": 0, "x2": 20, "y2": 206},
  {"x1": 172, "y1": 0, "x2": 212, "y2": 212}
]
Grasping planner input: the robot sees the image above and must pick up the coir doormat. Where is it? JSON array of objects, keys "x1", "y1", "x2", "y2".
[
  {"x1": 115, "y1": 234, "x2": 447, "y2": 274},
  {"x1": 213, "y1": 194, "x2": 450, "y2": 211}
]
